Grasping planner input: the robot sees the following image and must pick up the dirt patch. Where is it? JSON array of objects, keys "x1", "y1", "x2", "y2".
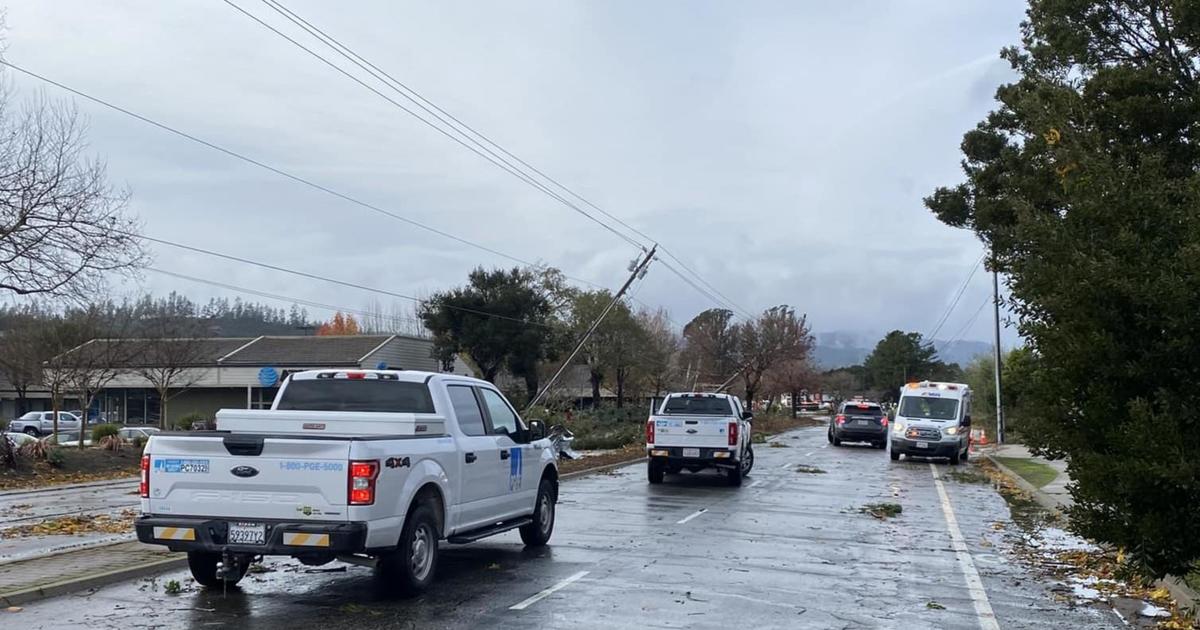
[
  {"x1": 944, "y1": 467, "x2": 990, "y2": 484},
  {"x1": 768, "y1": 442, "x2": 790, "y2": 448},
  {"x1": 558, "y1": 444, "x2": 643, "y2": 476},
  {"x1": 0, "y1": 508, "x2": 136, "y2": 538},
  {"x1": 0, "y1": 447, "x2": 141, "y2": 490},
  {"x1": 793, "y1": 464, "x2": 826, "y2": 474},
  {"x1": 860, "y1": 502, "x2": 903, "y2": 519}
]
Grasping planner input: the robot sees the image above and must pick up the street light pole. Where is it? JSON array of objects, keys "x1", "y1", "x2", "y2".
[{"x1": 991, "y1": 262, "x2": 1005, "y2": 445}]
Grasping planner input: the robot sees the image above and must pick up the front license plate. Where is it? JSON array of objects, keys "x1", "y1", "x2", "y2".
[
  {"x1": 228, "y1": 522, "x2": 266, "y2": 545},
  {"x1": 916, "y1": 441, "x2": 930, "y2": 449},
  {"x1": 682, "y1": 448, "x2": 700, "y2": 458}
]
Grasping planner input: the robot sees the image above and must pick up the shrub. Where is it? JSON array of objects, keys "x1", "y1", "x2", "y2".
[
  {"x1": 175, "y1": 413, "x2": 208, "y2": 431},
  {"x1": 46, "y1": 447, "x2": 65, "y2": 468},
  {"x1": 132, "y1": 436, "x2": 148, "y2": 452},
  {"x1": 91, "y1": 423, "x2": 120, "y2": 444},
  {"x1": 20, "y1": 439, "x2": 50, "y2": 460},
  {"x1": 0, "y1": 434, "x2": 19, "y2": 470},
  {"x1": 99, "y1": 435, "x2": 123, "y2": 453}
]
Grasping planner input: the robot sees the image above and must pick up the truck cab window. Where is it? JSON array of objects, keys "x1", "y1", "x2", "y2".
[
  {"x1": 447, "y1": 385, "x2": 487, "y2": 437},
  {"x1": 480, "y1": 389, "x2": 520, "y2": 436}
]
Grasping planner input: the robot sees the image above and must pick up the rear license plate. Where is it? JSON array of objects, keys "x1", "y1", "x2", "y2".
[
  {"x1": 682, "y1": 448, "x2": 700, "y2": 458},
  {"x1": 855, "y1": 420, "x2": 869, "y2": 426},
  {"x1": 916, "y1": 441, "x2": 930, "y2": 449},
  {"x1": 228, "y1": 522, "x2": 266, "y2": 545}
]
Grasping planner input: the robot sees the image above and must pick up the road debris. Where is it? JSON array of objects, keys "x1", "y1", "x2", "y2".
[
  {"x1": 860, "y1": 503, "x2": 902, "y2": 519},
  {"x1": 793, "y1": 465, "x2": 825, "y2": 474},
  {"x1": 926, "y1": 601, "x2": 946, "y2": 610}
]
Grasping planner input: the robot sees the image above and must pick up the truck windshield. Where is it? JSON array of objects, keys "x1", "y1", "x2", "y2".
[
  {"x1": 276, "y1": 380, "x2": 436, "y2": 413},
  {"x1": 898, "y1": 396, "x2": 959, "y2": 421},
  {"x1": 661, "y1": 396, "x2": 732, "y2": 415}
]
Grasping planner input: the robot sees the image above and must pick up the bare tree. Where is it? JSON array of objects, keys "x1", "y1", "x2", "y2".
[
  {"x1": 48, "y1": 307, "x2": 135, "y2": 448},
  {"x1": 132, "y1": 299, "x2": 212, "y2": 429},
  {"x1": 637, "y1": 308, "x2": 681, "y2": 399},
  {"x1": 0, "y1": 92, "x2": 145, "y2": 299},
  {"x1": 763, "y1": 358, "x2": 817, "y2": 417},
  {"x1": 681, "y1": 309, "x2": 738, "y2": 389},
  {"x1": 735, "y1": 306, "x2": 814, "y2": 407},
  {"x1": 0, "y1": 305, "x2": 51, "y2": 414},
  {"x1": 39, "y1": 312, "x2": 101, "y2": 438}
]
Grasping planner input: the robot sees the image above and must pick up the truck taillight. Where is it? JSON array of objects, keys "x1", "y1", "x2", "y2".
[
  {"x1": 646, "y1": 419, "x2": 655, "y2": 444},
  {"x1": 348, "y1": 460, "x2": 379, "y2": 505},
  {"x1": 728, "y1": 421, "x2": 738, "y2": 446},
  {"x1": 140, "y1": 454, "x2": 150, "y2": 498}
]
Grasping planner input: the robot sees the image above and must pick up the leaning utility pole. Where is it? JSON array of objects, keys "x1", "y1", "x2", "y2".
[
  {"x1": 991, "y1": 260, "x2": 1005, "y2": 444},
  {"x1": 525, "y1": 245, "x2": 657, "y2": 411}
]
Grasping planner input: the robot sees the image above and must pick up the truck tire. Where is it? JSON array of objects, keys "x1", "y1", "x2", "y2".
[
  {"x1": 378, "y1": 501, "x2": 439, "y2": 596},
  {"x1": 519, "y1": 478, "x2": 556, "y2": 547},
  {"x1": 22, "y1": 427, "x2": 39, "y2": 437},
  {"x1": 647, "y1": 460, "x2": 665, "y2": 484},
  {"x1": 741, "y1": 446, "x2": 754, "y2": 476},
  {"x1": 187, "y1": 551, "x2": 248, "y2": 587},
  {"x1": 726, "y1": 462, "x2": 743, "y2": 487}
]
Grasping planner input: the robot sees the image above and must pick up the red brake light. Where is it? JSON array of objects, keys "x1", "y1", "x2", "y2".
[
  {"x1": 728, "y1": 421, "x2": 738, "y2": 446},
  {"x1": 646, "y1": 419, "x2": 655, "y2": 444},
  {"x1": 140, "y1": 455, "x2": 150, "y2": 498},
  {"x1": 835, "y1": 415, "x2": 846, "y2": 425},
  {"x1": 348, "y1": 460, "x2": 379, "y2": 505},
  {"x1": 856, "y1": 403, "x2": 869, "y2": 409},
  {"x1": 881, "y1": 416, "x2": 888, "y2": 427},
  {"x1": 345, "y1": 371, "x2": 366, "y2": 380}
]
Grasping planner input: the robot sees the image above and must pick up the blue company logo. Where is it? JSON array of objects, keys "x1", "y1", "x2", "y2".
[
  {"x1": 376, "y1": 361, "x2": 389, "y2": 370},
  {"x1": 258, "y1": 366, "x2": 279, "y2": 387}
]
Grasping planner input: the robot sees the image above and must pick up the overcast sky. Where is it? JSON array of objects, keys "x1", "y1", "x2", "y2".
[{"x1": 4, "y1": 0, "x2": 1024, "y2": 346}]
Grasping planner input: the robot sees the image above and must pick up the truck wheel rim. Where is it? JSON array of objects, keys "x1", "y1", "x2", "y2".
[
  {"x1": 539, "y1": 493, "x2": 553, "y2": 535},
  {"x1": 411, "y1": 525, "x2": 433, "y2": 580},
  {"x1": 743, "y1": 450, "x2": 753, "y2": 474}
]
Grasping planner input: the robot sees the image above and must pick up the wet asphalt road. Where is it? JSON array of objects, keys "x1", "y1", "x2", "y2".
[
  {"x1": 0, "y1": 478, "x2": 139, "y2": 561},
  {"x1": 10, "y1": 427, "x2": 1128, "y2": 629}
]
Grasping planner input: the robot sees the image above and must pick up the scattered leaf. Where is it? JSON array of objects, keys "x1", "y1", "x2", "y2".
[
  {"x1": 860, "y1": 503, "x2": 903, "y2": 519},
  {"x1": 163, "y1": 580, "x2": 182, "y2": 595},
  {"x1": 926, "y1": 601, "x2": 946, "y2": 610}
]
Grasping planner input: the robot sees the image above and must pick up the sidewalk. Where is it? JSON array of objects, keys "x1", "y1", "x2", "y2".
[{"x1": 0, "y1": 540, "x2": 184, "y2": 607}]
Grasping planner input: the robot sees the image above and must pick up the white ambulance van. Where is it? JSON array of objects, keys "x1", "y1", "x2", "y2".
[{"x1": 889, "y1": 381, "x2": 971, "y2": 464}]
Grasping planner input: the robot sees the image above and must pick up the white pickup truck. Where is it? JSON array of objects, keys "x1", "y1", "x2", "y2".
[
  {"x1": 646, "y1": 392, "x2": 754, "y2": 486},
  {"x1": 136, "y1": 369, "x2": 559, "y2": 595}
]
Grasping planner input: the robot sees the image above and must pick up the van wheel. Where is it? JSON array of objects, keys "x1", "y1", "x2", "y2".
[
  {"x1": 727, "y1": 463, "x2": 743, "y2": 487},
  {"x1": 890, "y1": 448, "x2": 900, "y2": 462},
  {"x1": 949, "y1": 450, "x2": 961, "y2": 465},
  {"x1": 962, "y1": 446, "x2": 970, "y2": 462},
  {"x1": 519, "y1": 478, "x2": 556, "y2": 547},
  {"x1": 187, "y1": 551, "x2": 248, "y2": 587},
  {"x1": 648, "y1": 460, "x2": 665, "y2": 484},
  {"x1": 378, "y1": 501, "x2": 439, "y2": 596}
]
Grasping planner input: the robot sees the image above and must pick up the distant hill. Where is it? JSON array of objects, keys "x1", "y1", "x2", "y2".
[{"x1": 812, "y1": 330, "x2": 993, "y2": 369}]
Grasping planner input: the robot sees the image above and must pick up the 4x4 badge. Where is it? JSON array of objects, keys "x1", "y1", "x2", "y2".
[{"x1": 385, "y1": 457, "x2": 411, "y2": 469}]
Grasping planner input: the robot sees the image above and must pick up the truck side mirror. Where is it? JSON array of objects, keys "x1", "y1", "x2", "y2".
[
  {"x1": 741, "y1": 411, "x2": 754, "y2": 422},
  {"x1": 528, "y1": 420, "x2": 546, "y2": 441}
]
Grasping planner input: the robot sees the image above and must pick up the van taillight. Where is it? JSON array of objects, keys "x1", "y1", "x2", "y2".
[
  {"x1": 348, "y1": 460, "x2": 379, "y2": 505},
  {"x1": 728, "y1": 421, "x2": 738, "y2": 446},
  {"x1": 646, "y1": 419, "x2": 655, "y2": 444},
  {"x1": 140, "y1": 455, "x2": 150, "y2": 498}
]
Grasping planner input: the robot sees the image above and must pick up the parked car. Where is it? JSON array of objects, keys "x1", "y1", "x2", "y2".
[
  {"x1": 137, "y1": 369, "x2": 559, "y2": 596},
  {"x1": 645, "y1": 392, "x2": 754, "y2": 486},
  {"x1": 9, "y1": 411, "x2": 82, "y2": 437},
  {"x1": 118, "y1": 426, "x2": 161, "y2": 443},
  {"x1": 43, "y1": 431, "x2": 91, "y2": 447},
  {"x1": 828, "y1": 401, "x2": 888, "y2": 449}
]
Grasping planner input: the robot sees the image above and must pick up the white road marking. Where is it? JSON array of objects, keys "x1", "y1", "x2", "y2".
[
  {"x1": 677, "y1": 508, "x2": 707, "y2": 524},
  {"x1": 931, "y1": 463, "x2": 1000, "y2": 630},
  {"x1": 820, "y1": 444, "x2": 828, "y2": 449},
  {"x1": 805, "y1": 451, "x2": 814, "y2": 457},
  {"x1": 749, "y1": 479, "x2": 764, "y2": 488},
  {"x1": 779, "y1": 462, "x2": 792, "y2": 469},
  {"x1": 509, "y1": 570, "x2": 590, "y2": 610}
]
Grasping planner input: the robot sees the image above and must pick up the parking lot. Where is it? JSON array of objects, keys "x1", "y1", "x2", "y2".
[{"x1": 9, "y1": 426, "x2": 1131, "y2": 629}]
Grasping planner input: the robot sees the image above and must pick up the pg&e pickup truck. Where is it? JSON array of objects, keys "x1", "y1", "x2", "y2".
[
  {"x1": 136, "y1": 369, "x2": 559, "y2": 595},
  {"x1": 646, "y1": 392, "x2": 754, "y2": 486}
]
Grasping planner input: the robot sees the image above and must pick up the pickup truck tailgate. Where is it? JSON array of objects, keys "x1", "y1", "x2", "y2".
[
  {"x1": 146, "y1": 435, "x2": 351, "y2": 521},
  {"x1": 652, "y1": 415, "x2": 732, "y2": 447}
]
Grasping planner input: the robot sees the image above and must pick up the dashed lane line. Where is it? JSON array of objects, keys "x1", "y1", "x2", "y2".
[
  {"x1": 931, "y1": 463, "x2": 1000, "y2": 630},
  {"x1": 676, "y1": 508, "x2": 707, "y2": 524},
  {"x1": 509, "y1": 570, "x2": 590, "y2": 610}
]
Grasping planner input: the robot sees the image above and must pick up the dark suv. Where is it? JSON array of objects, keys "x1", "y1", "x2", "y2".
[{"x1": 828, "y1": 401, "x2": 888, "y2": 449}]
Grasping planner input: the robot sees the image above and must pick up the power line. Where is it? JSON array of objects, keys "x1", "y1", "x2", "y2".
[
  {"x1": 938, "y1": 296, "x2": 990, "y2": 357},
  {"x1": 240, "y1": 0, "x2": 757, "y2": 319},
  {"x1": 223, "y1": 0, "x2": 646, "y2": 252},
  {"x1": 923, "y1": 253, "x2": 986, "y2": 342}
]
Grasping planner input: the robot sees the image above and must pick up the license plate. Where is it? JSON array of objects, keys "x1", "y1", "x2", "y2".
[
  {"x1": 228, "y1": 522, "x2": 266, "y2": 545},
  {"x1": 682, "y1": 448, "x2": 700, "y2": 458},
  {"x1": 916, "y1": 441, "x2": 930, "y2": 449},
  {"x1": 855, "y1": 420, "x2": 869, "y2": 426}
]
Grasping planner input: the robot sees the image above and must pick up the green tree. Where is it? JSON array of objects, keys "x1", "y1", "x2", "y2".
[
  {"x1": 420, "y1": 267, "x2": 558, "y2": 399},
  {"x1": 680, "y1": 309, "x2": 737, "y2": 388},
  {"x1": 863, "y1": 331, "x2": 939, "y2": 398},
  {"x1": 566, "y1": 290, "x2": 642, "y2": 408},
  {"x1": 636, "y1": 308, "x2": 681, "y2": 398},
  {"x1": 925, "y1": 0, "x2": 1200, "y2": 577}
]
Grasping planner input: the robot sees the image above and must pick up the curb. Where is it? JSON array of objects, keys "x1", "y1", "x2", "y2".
[
  {"x1": 983, "y1": 452, "x2": 1200, "y2": 612},
  {"x1": 0, "y1": 555, "x2": 186, "y2": 608}
]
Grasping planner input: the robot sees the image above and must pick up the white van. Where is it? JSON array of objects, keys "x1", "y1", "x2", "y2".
[{"x1": 889, "y1": 381, "x2": 971, "y2": 464}]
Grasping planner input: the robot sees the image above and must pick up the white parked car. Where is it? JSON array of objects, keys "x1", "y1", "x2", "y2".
[
  {"x1": 3, "y1": 431, "x2": 38, "y2": 448},
  {"x1": 118, "y1": 427, "x2": 160, "y2": 442},
  {"x1": 646, "y1": 392, "x2": 755, "y2": 486},
  {"x1": 137, "y1": 369, "x2": 559, "y2": 596},
  {"x1": 43, "y1": 431, "x2": 92, "y2": 447}
]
